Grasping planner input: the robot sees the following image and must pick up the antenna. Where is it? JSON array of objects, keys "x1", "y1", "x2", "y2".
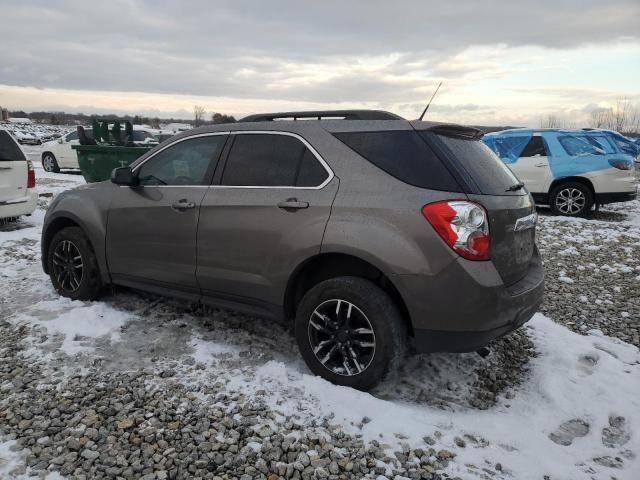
[{"x1": 418, "y1": 81, "x2": 443, "y2": 121}]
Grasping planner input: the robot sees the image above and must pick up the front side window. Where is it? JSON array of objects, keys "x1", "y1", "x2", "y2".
[
  {"x1": 66, "y1": 131, "x2": 78, "y2": 142},
  {"x1": 137, "y1": 135, "x2": 226, "y2": 186},
  {"x1": 520, "y1": 136, "x2": 548, "y2": 157},
  {"x1": 221, "y1": 133, "x2": 328, "y2": 187}
]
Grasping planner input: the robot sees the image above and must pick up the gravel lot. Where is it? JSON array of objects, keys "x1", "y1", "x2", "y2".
[
  {"x1": 538, "y1": 202, "x2": 640, "y2": 346},
  {"x1": 1, "y1": 162, "x2": 638, "y2": 479}
]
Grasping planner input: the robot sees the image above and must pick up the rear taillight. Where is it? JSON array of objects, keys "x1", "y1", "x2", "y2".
[
  {"x1": 608, "y1": 159, "x2": 633, "y2": 170},
  {"x1": 422, "y1": 201, "x2": 490, "y2": 261},
  {"x1": 27, "y1": 160, "x2": 36, "y2": 188}
]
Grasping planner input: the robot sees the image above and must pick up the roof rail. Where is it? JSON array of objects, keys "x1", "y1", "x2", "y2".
[{"x1": 239, "y1": 110, "x2": 404, "y2": 122}]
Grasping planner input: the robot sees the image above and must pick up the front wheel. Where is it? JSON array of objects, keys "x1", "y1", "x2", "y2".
[
  {"x1": 42, "y1": 153, "x2": 60, "y2": 173},
  {"x1": 295, "y1": 277, "x2": 407, "y2": 391},
  {"x1": 47, "y1": 227, "x2": 102, "y2": 300},
  {"x1": 549, "y1": 182, "x2": 593, "y2": 217}
]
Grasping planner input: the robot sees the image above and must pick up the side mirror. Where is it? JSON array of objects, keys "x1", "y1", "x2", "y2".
[
  {"x1": 58, "y1": 138, "x2": 64, "y2": 144},
  {"x1": 111, "y1": 167, "x2": 138, "y2": 186}
]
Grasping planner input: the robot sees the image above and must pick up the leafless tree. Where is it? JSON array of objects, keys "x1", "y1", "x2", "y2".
[
  {"x1": 588, "y1": 98, "x2": 640, "y2": 133},
  {"x1": 193, "y1": 105, "x2": 206, "y2": 127},
  {"x1": 540, "y1": 114, "x2": 564, "y2": 128}
]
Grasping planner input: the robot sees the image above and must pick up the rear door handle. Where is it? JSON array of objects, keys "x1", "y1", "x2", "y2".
[
  {"x1": 172, "y1": 199, "x2": 196, "y2": 211},
  {"x1": 277, "y1": 198, "x2": 309, "y2": 210},
  {"x1": 535, "y1": 163, "x2": 547, "y2": 167}
]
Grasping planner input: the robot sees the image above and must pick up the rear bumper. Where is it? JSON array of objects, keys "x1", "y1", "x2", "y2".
[
  {"x1": 393, "y1": 247, "x2": 544, "y2": 353},
  {"x1": 595, "y1": 190, "x2": 637, "y2": 204},
  {"x1": 0, "y1": 189, "x2": 38, "y2": 219}
]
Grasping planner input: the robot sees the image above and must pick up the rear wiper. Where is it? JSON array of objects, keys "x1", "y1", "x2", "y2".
[{"x1": 505, "y1": 182, "x2": 525, "y2": 192}]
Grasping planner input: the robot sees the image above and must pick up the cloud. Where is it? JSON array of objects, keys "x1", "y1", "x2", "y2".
[{"x1": 0, "y1": 0, "x2": 638, "y2": 127}]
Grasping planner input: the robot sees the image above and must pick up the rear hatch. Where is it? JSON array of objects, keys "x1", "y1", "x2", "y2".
[
  {"x1": 0, "y1": 130, "x2": 29, "y2": 203},
  {"x1": 417, "y1": 126, "x2": 537, "y2": 287}
]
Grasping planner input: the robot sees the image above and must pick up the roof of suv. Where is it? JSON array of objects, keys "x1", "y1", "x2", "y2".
[{"x1": 175, "y1": 110, "x2": 483, "y2": 139}]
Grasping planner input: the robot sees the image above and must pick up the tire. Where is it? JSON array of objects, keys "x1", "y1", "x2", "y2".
[
  {"x1": 549, "y1": 182, "x2": 593, "y2": 217},
  {"x1": 47, "y1": 227, "x2": 102, "y2": 300},
  {"x1": 42, "y1": 153, "x2": 60, "y2": 173},
  {"x1": 295, "y1": 276, "x2": 407, "y2": 391}
]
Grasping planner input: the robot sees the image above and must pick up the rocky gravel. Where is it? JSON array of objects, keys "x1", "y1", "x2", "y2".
[
  {"x1": 537, "y1": 201, "x2": 640, "y2": 347},
  {"x1": 1, "y1": 168, "x2": 639, "y2": 479}
]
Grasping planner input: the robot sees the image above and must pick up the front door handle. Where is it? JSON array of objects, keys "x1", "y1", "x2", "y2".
[
  {"x1": 277, "y1": 198, "x2": 309, "y2": 210},
  {"x1": 535, "y1": 163, "x2": 547, "y2": 167},
  {"x1": 172, "y1": 199, "x2": 196, "y2": 211}
]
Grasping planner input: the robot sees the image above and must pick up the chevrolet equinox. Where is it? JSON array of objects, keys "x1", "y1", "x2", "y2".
[{"x1": 42, "y1": 110, "x2": 544, "y2": 390}]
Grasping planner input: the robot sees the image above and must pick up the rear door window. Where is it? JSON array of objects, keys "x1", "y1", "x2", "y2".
[
  {"x1": 221, "y1": 133, "x2": 329, "y2": 187},
  {"x1": 0, "y1": 130, "x2": 26, "y2": 161},
  {"x1": 424, "y1": 132, "x2": 522, "y2": 195},
  {"x1": 333, "y1": 130, "x2": 462, "y2": 191}
]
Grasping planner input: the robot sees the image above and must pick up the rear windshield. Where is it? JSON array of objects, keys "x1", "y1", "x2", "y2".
[
  {"x1": 0, "y1": 130, "x2": 26, "y2": 161},
  {"x1": 332, "y1": 130, "x2": 462, "y2": 192},
  {"x1": 424, "y1": 132, "x2": 522, "y2": 195}
]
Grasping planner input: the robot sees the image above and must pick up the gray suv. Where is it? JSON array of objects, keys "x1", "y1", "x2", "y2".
[{"x1": 42, "y1": 110, "x2": 544, "y2": 390}]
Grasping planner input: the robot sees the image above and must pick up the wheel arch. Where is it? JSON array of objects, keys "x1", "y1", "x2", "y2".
[
  {"x1": 283, "y1": 252, "x2": 413, "y2": 336},
  {"x1": 548, "y1": 176, "x2": 596, "y2": 198},
  {"x1": 42, "y1": 214, "x2": 107, "y2": 284}
]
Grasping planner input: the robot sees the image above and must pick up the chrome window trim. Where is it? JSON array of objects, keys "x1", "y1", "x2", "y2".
[
  {"x1": 216, "y1": 131, "x2": 334, "y2": 190},
  {"x1": 128, "y1": 130, "x2": 334, "y2": 190}
]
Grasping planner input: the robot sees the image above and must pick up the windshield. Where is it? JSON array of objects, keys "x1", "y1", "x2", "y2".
[{"x1": 132, "y1": 131, "x2": 153, "y2": 141}]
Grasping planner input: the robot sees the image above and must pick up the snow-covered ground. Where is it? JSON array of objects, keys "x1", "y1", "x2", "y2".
[{"x1": 1, "y1": 160, "x2": 639, "y2": 479}]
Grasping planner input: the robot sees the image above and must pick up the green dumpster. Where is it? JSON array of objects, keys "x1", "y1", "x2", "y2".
[{"x1": 72, "y1": 144, "x2": 152, "y2": 183}]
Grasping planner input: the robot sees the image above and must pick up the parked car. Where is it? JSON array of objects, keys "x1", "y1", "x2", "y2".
[
  {"x1": 483, "y1": 129, "x2": 637, "y2": 216},
  {"x1": 0, "y1": 128, "x2": 37, "y2": 220},
  {"x1": 41, "y1": 127, "x2": 159, "y2": 172},
  {"x1": 586, "y1": 129, "x2": 640, "y2": 177},
  {"x1": 13, "y1": 130, "x2": 41, "y2": 145},
  {"x1": 42, "y1": 110, "x2": 544, "y2": 390}
]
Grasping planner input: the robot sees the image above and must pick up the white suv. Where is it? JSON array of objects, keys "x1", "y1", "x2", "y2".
[
  {"x1": 0, "y1": 128, "x2": 37, "y2": 220},
  {"x1": 41, "y1": 127, "x2": 159, "y2": 172},
  {"x1": 483, "y1": 129, "x2": 638, "y2": 216}
]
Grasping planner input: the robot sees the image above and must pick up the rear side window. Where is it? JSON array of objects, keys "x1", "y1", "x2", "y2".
[
  {"x1": 426, "y1": 132, "x2": 521, "y2": 195},
  {"x1": 221, "y1": 133, "x2": 329, "y2": 187},
  {"x1": 520, "y1": 136, "x2": 548, "y2": 157},
  {"x1": 559, "y1": 135, "x2": 605, "y2": 156},
  {"x1": 333, "y1": 130, "x2": 462, "y2": 191},
  {"x1": 0, "y1": 130, "x2": 26, "y2": 161},
  {"x1": 587, "y1": 135, "x2": 615, "y2": 154}
]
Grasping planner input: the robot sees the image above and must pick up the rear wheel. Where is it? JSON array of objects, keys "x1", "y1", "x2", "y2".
[
  {"x1": 295, "y1": 276, "x2": 406, "y2": 391},
  {"x1": 549, "y1": 182, "x2": 593, "y2": 217},
  {"x1": 47, "y1": 227, "x2": 102, "y2": 300},
  {"x1": 42, "y1": 153, "x2": 60, "y2": 173}
]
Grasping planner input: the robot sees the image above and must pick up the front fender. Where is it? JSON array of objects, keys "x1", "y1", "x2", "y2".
[{"x1": 42, "y1": 182, "x2": 115, "y2": 284}]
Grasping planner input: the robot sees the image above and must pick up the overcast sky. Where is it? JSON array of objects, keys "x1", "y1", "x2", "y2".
[{"x1": 0, "y1": 0, "x2": 638, "y2": 126}]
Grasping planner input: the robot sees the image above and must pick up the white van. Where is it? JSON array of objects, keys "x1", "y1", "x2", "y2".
[{"x1": 0, "y1": 128, "x2": 37, "y2": 220}]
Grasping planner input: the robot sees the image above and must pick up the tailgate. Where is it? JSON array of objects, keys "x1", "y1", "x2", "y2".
[{"x1": 468, "y1": 192, "x2": 537, "y2": 286}]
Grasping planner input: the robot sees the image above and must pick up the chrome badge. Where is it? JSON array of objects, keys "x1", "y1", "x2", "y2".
[{"x1": 514, "y1": 212, "x2": 537, "y2": 232}]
